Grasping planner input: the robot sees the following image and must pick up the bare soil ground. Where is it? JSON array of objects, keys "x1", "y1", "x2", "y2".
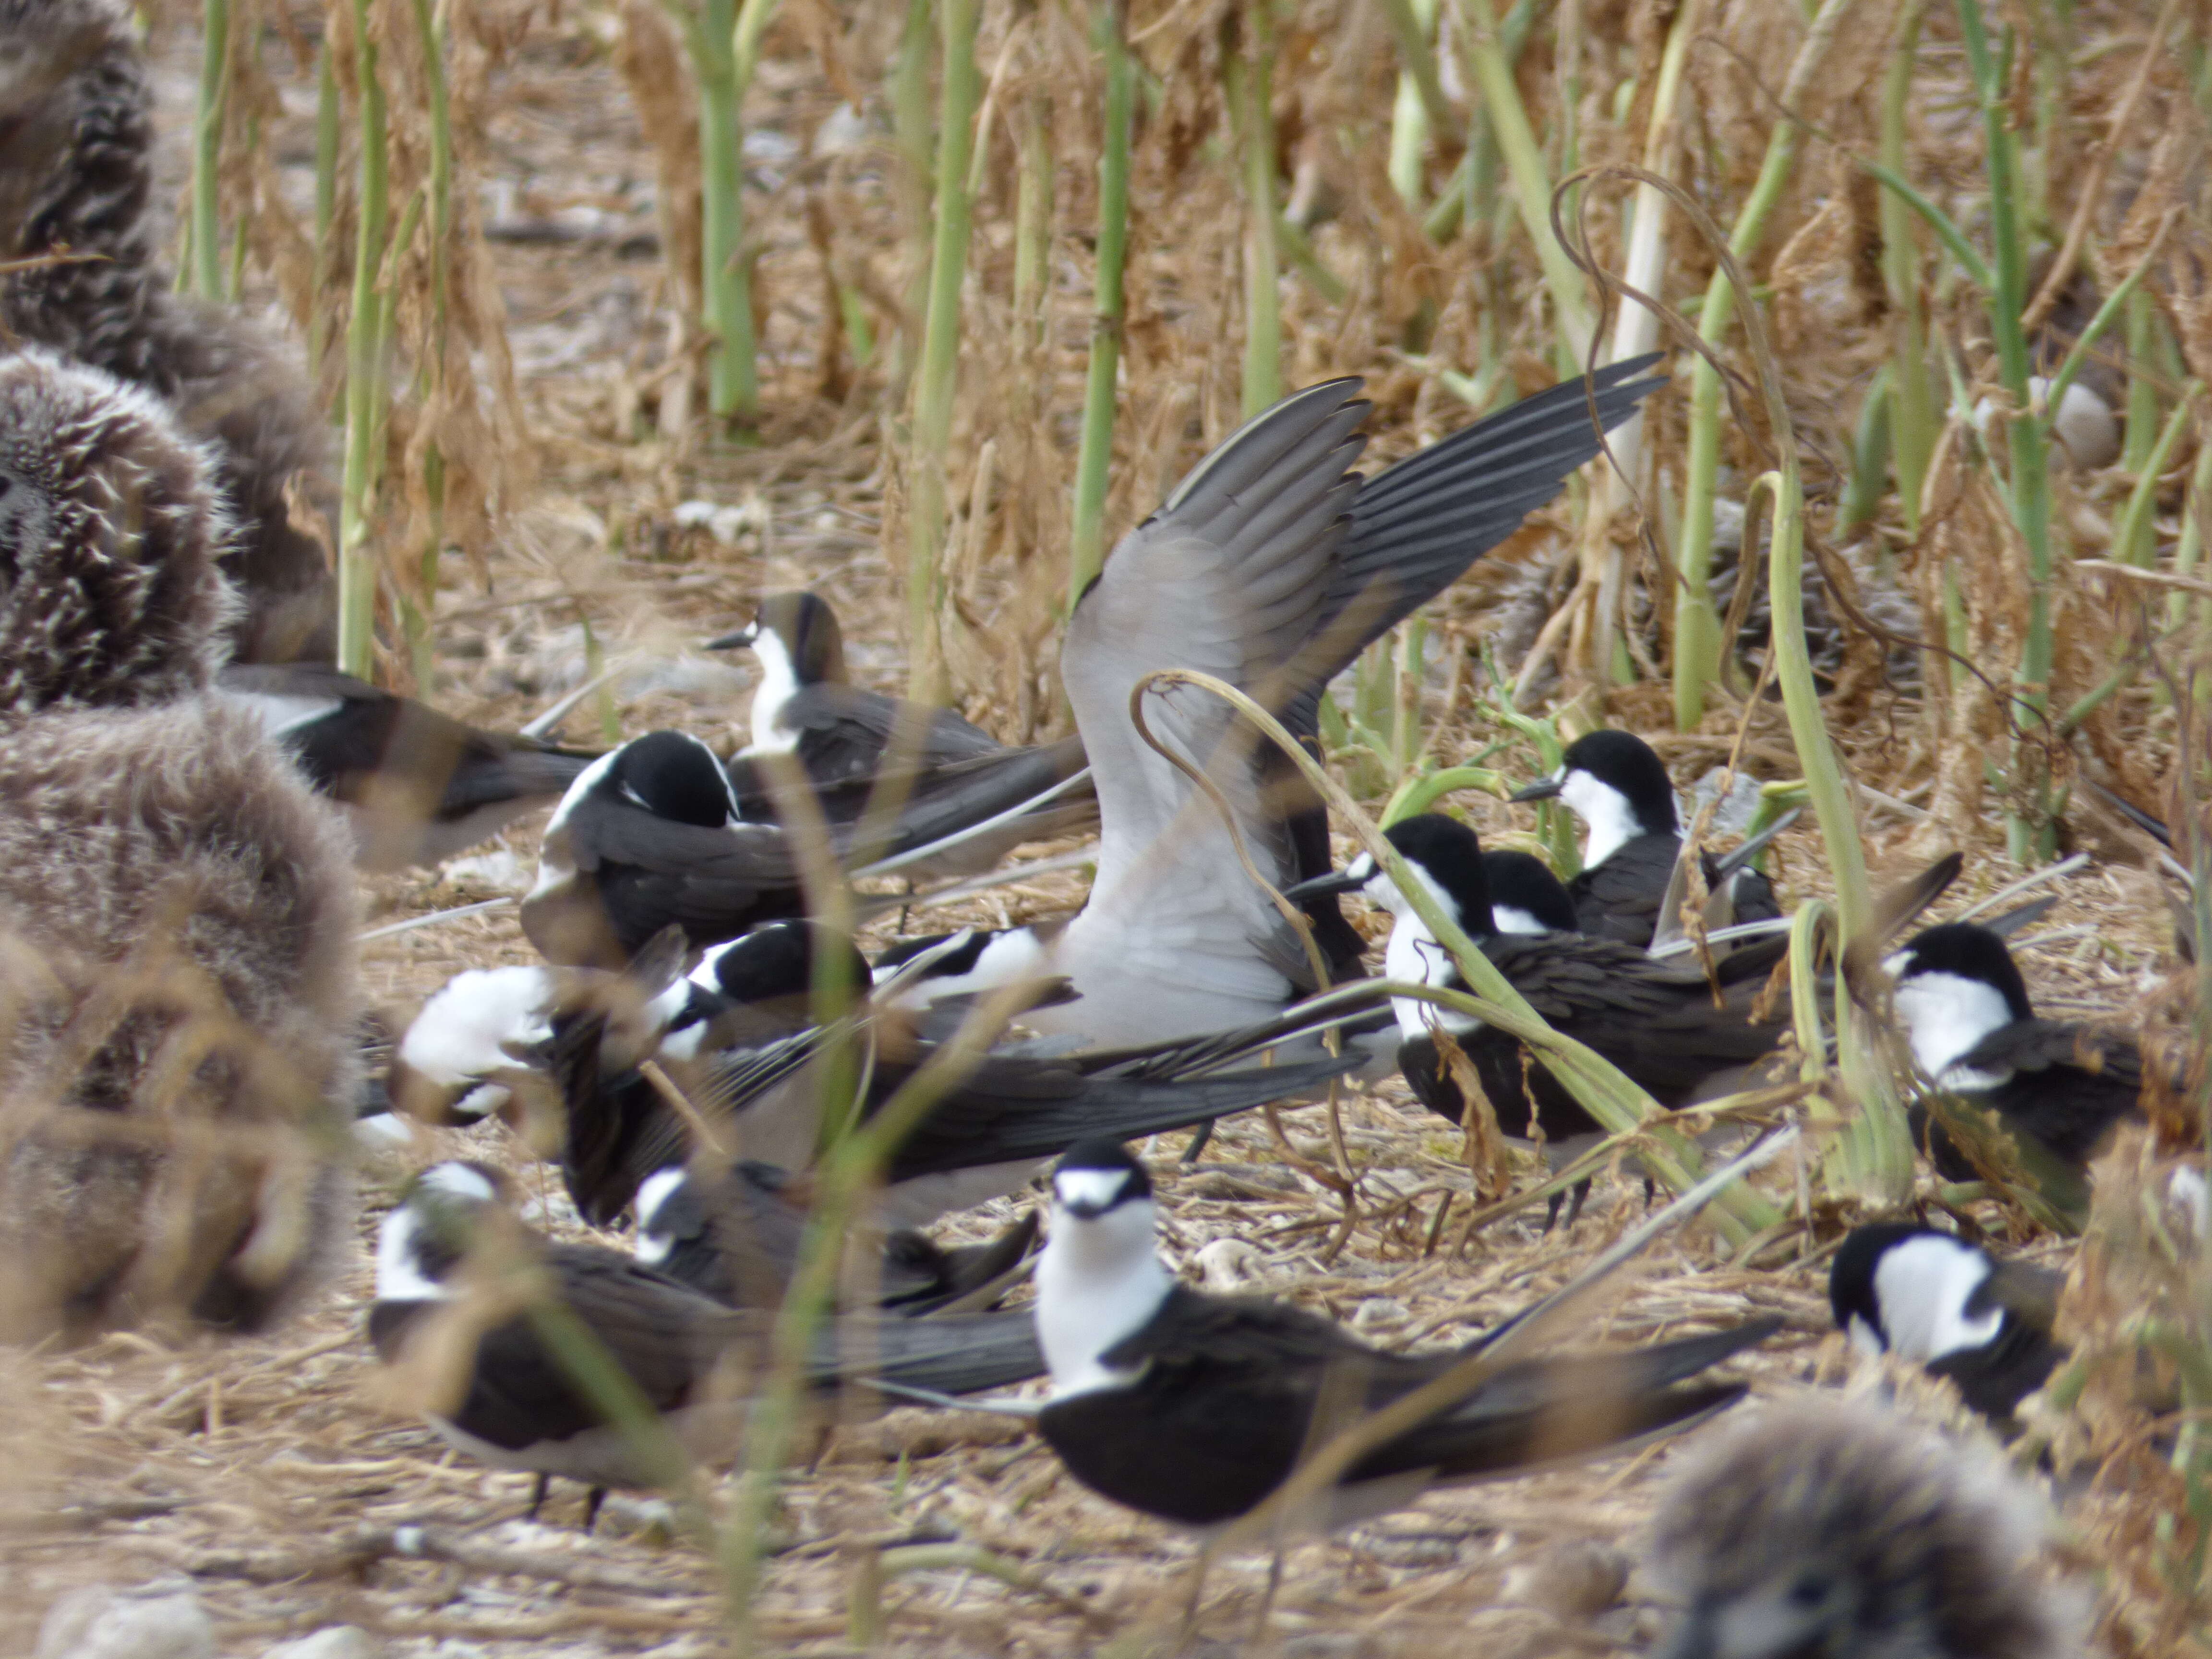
[{"x1": 0, "y1": 7, "x2": 2182, "y2": 1655}]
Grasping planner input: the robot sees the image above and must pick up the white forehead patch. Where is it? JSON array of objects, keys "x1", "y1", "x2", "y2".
[
  {"x1": 1054, "y1": 1167, "x2": 1133, "y2": 1212},
  {"x1": 399, "y1": 967, "x2": 553, "y2": 1087}
]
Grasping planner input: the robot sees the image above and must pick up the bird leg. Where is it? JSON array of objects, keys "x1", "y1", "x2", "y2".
[
  {"x1": 583, "y1": 1485, "x2": 609, "y2": 1533},
  {"x1": 526, "y1": 1473, "x2": 551, "y2": 1521},
  {"x1": 1248, "y1": 1542, "x2": 1287, "y2": 1647},
  {"x1": 1180, "y1": 1120, "x2": 1217, "y2": 1166}
]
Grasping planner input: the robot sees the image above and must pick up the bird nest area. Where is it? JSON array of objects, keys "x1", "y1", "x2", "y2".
[{"x1": 3, "y1": 0, "x2": 2209, "y2": 1653}]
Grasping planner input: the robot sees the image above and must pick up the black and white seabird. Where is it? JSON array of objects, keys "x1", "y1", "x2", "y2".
[
  {"x1": 1029, "y1": 1140, "x2": 1777, "y2": 1529},
  {"x1": 709, "y1": 589, "x2": 1006, "y2": 782},
  {"x1": 1828, "y1": 1222, "x2": 2065, "y2": 1421},
  {"x1": 0, "y1": 352, "x2": 362, "y2": 1341},
  {"x1": 1510, "y1": 730, "x2": 1781, "y2": 950},
  {"x1": 217, "y1": 662, "x2": 598, "y2": 870},
  {"x1": 632, "y1": 1159, "x2": 1039, "y2": 1312},
  {"x1": 1285, "y1": 814, "x2": 1785, "y2": 1146},
  {"x1": 520, "y1": 728, "x2": 1089, "y2": 967},
  {"x1": 1647, "y1": 1396, "x2": 2088, "y2": 1659},
  {"x1": 369, "y1": 1161, "x2": 1046, "y2": 1525},
  {"x1": 1887, "y1": 921, "x2": 2146, "y2": 1181},
  {"x1": 0, "y1": 0, "x2": 336, "y2": 662},
  {"x1": 542, "y1": 934, "x2": 1362, "y2": 1229},
  {"x1": 890, "y1": 360, "x2": 1665, "y2": 1046},
  {"x1": 1482, "y1": 848, "x2": 1580, "y2": 936}
]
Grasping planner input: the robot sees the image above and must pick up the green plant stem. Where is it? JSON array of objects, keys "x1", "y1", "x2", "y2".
[
  {"x1": 1382, "y1": 0, "x2": 1448, "y2": 205},
  {"x1": 1880, "y1": 0, "x2": 1933, "y2": 530},
  {"x1": 1068, "y1": 3, "x2": 1132, "y2": 606},
  {"x1": 190, "y1": 0, "x2": 230, "y2": 301},
  {"x1": 2123, "y1": 285, "x2": 2160, "y2": 473},
  {"x1": 1671, "y1": 0, "x2": 1854, "y2": 730},
  {"x1": 1012, "y1": 91, "x2": 1052, "y2": 338},
  {"x1": 1233, "y1": 0, "x2": 1280, "y2": 417},
  {"x1": 902, "y1": 0, "x2": 980, "y2": 701},
  {"x1": 2170, "y1": 438, "x2": 2212, "y2": 634},
  {"x1": 1452, "y1": 0, "x2": 1591, "y2": 358},
  {"x1": 337, "y1": 0, "x2": 390, "y2": 678},
  {"x1": 2116, "y1": 388, "x2": 2198, "y2": 570},
  {"x1": 1953, "y1": 0, "x2": 2056, "y2": 861},
  {"x1": 676, "y1": 0, "x2": 758, "y2": 424}
]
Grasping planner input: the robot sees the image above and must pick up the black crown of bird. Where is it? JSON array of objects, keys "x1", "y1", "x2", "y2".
[{"x1": 0, "y1": 350, "x2": 359, "y2": 1345}]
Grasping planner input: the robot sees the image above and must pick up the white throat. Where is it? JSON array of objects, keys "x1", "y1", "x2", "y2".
[
  {"x1": 1868, "y1": 1234, "x2": 2003, "y2": 1361},
  {"x1": 633, "y1": 1168, "x2": 687, "y2": 1265},
  {"x1": 1034, "y1": 1193, "x2": 1172, "y2": 1399},
  {"x1": 401, "y1": 967, "x2": 553, "y2": 1089},
  {"x1": 746, "y1": 629, "x2": 802, "y2": 754},
  {"x1": 1891, "y1": 969, "x2": 2016, "y2": 1087},
  {"x1": 374, "y1": 1207, "x2": 449, "y2": 1304},
  {"x1": 1559, "y1": 769, "x2": 1658, "y2": 871},
  {"x1": 1356, "y1": 860, "x2": 1477, "y2": 1041}
]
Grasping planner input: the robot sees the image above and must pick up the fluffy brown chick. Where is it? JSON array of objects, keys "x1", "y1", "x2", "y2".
[
  {"x1": 1646, "y1": 1397, "x2": 2086, "y2": 1659},
  {"x1": 0, "y1": 351, "x2": 359, "y2": 1342},
  {"x1": 0, "y1": 0, "x2": 334, "y2": 663}
]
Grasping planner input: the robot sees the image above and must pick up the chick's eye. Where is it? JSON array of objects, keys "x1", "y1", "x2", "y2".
[{"x1": 1788, "y1": 1573, "x2": 1831, "y2": 1607}]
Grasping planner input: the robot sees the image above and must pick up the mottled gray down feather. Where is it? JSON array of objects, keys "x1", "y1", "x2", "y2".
[
  {"x1": 0, "y1": 0, "x2": 334, "y2": 662},
  {"x1": 0, "y1": 350, "x2": 240, "y2": 711},
  {"x1": 0, "y1": 699, "x2": 361, "y2": 1341}
]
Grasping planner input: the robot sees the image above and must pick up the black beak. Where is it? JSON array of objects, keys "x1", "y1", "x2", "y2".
[
  {"x1": 1509, "y1": 777, "x2": 1563, "y2": 803},
  {"x1": 705, "y1": 624, "x2": 758, "y2": 650},
  {"x1": 1283, "y1": 868, "x2": 1366, "y2": 902}
]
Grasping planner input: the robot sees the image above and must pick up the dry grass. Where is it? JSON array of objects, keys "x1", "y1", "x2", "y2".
[{"x1": 1, "y1": 0, "x2": 2206, "y2": 1651}]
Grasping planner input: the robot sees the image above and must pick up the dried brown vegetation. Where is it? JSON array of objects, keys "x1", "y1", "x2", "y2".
[{"x1": 2, "y1": 0, "x2": 2209, "y2": 1651}]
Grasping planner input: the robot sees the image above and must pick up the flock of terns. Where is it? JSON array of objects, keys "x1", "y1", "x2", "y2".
[{"x1": 0, "y1": 0, "x2": 2173, "y2": 1651}]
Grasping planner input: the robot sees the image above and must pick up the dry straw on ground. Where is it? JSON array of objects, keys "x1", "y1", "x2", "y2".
[{"x1": 2, "y1": 0, "x2": 2208, "y2": 1651}]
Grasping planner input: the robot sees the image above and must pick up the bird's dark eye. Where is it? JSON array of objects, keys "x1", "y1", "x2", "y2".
[
  {"x1": 1788, "y1": 1573, "x2": 1830, "y2": 1607},
  {"x1": 0, "y1": 475, "x2": 15, "y2": 499}
]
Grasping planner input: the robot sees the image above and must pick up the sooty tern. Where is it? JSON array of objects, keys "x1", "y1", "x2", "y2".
[
  {"x1": 1887, "y1": 922, "x2": 2146, "y2": 1181},
  {"x1": 1030, "y1": 1140, "x2": 1777, "y2": 1529},
  {"x1": 1483, "y1": 849, "x2": 1579, "y2": 936},
  {"x1": 894, "y1": 360, "x2": 1664, "y2": 1046},
  {"x1": 543, "y1": 930, "x2": 1361, "y2": 1229},
  {"x1": 633, "y1": 1159, "x2": 1039, "y2": 1312},
  {"x1": 521, "y1": 729, "x2": 1088, "y2": 967},
  {"x1": 369, "y1": 1160, "x2": 1046, "y2": 1525},
  {"x1": 1647, "y1": 1396, "x2": 2087, "y2": 1659},
  {"x1": 710, "y1": 589, "x2": 1006, "y2": 781},
  {"x1": 1511, "y1": 730, "x2": 1781, "y2": 950},
  {"x1": 1829, "y1": 1223, "x2": 2064, "y2": 1422},
  {"x1": 219, "y1": 661, "x2": 598, "y2": 870},
  {"x1": 1286, "y1": 814, "x2": 1785, "y2": 1147}
]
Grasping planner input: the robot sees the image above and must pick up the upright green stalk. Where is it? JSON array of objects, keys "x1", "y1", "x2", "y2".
[
  {"x1": 1382, "y1": 0, "x2": 1447, "y2": 207},
  {"x1": 676, "y1": 0, "x2": 757, "y2": 423},
  {"x1": 337, "y1": 0, "x2": 391, "y2": 677},
  {"x1": 1011, "y1": 90, "x2": 1053, "y2": 338},
  {"x1": 902, "y1": 0, "x2": 980, "y2": 701},
  {"x1": 1954, "y1": 0, "x2": 2056, "y2": 860},
  {"x1": 1881, "y1": 0, "x2": 1934, "y2": 532},
  {"x1": 1671, "y1": 0, "x2": 1853, "y2": 729},
  {"x1": 2123, "y1": 288, "x2": 2162, "y2": 473},
  {"x1": 1451, "y1": 0, "x2": 1592, "y2": 360},
  {"x1": 190, "y1": 0, "x2": 231, "y2": 301},
  {"x1": 1068, "y1": 4, "x2": 1133, "y2": 605},
  {"x1": 888, "y1": 0, "x2": 934, "y2": 391},
  {"x1": 1233, "y1": 0, "x2": 1280, "y2": 418}
]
